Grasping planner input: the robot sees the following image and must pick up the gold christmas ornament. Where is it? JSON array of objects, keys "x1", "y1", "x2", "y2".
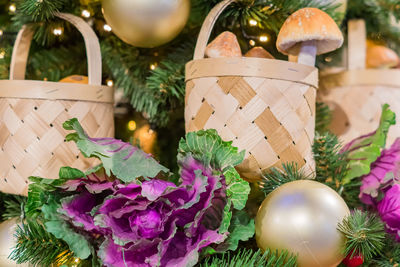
[
  {"x1": 0, "y1": 219, "x2": 28, "y2": 266},
  {"x1": 101, "y1": 0, "x2": 190, "y2": 48},
  {"x1": 255, "y1": 180, "x2": 350, "y2": 267}
]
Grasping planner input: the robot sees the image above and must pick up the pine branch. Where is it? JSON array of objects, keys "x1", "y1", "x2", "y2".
[
  {"x1": 200, "y1": 248, "x2": 297, "y2": 267},
  {"x1": 315, "y1": 101, "x2": 332, "y2": 134},
  {"x1": 259, "y1": 163, "x2": 309, "y2": 195},
  {"x1": 10, "y1": 219, "x2": 75, "y2": 266},
  {"x1": 17, "y1": 0, "x2": 69, "y2": 21},
  {"x1": 337, "y1": 210, "x2": 386, "y2": 261},
  {"x1": 313, "y1": 132, "x2": 347, "y2": 187},
  {"x1": 2, "y1": 194, "x2": 26, "y2": 221}
]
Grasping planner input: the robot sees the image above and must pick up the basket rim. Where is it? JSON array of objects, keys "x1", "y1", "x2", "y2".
[
  {"x1": 0, "y1": 79, "x2": 114, "y2": 103},
  {"x1": 320, "y1": 69, "x2": 400, "y2": 90},
  {"x1": 185, "y1": 57, "x2": 318, "y2": 89}
]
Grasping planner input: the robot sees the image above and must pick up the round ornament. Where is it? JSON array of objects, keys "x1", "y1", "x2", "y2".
[
  {"x1": 255, "y1": 180, "x2": 350, "y2": 267},
  {"x1": 0, "y1": 219, "x2": 28, "y2": 266},
  {"x1": 102, "y1": 0, "x2": 190, "y2": 48}
]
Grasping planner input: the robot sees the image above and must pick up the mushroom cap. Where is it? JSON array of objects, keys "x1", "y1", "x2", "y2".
[
  {"x1": 276, "y1": 8, "x2": 343, "y2": 56},
  {"x1": 366, "y1": 44, "x2": 399, "y2": 69},
  {"x1": 245, "y1": 46, "x2": 274, "y2": 59}
]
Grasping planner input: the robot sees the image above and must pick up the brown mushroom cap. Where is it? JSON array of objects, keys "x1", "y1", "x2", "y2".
[
  {"x1": 245, "y1": 47, "x2": 274, "y2": 59},
  {"x1": 366, "y1": 44, "x2": 399, "y2": 68},
  {"x1": 276, "y1": 8, "x2": 343, "y2": 56}
]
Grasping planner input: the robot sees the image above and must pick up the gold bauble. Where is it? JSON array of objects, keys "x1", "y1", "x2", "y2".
[
  {"x1": 102, "y1": 0, "x2": 190, "y2": 48},
  {"x1": 255, "y1": 180, "x2": 350, "y2": 267},
  {"x1": 0, "y1": 219, "x2": 28, "y2": 266}
]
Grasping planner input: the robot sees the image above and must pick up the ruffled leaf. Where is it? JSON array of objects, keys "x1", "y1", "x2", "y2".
[
  {"x1": 42, "y1": 195, "x2": 92, "y2": 259},
  {"x1": 63, "y1": 118, "x2": 169, "y2": 183},
  {"x1": 178, "y1": 130, "x2": 249, "y2": 210},
  {"x1": 342, "y1": 104, "x2": 396, "y2": 184},
  {"x1": 214, "y1": 210, "x2": 255, "y2": 252},
  {"x1": 178, "y1": 129, "x2": 245, "y2": 171},
  {"x1": 224, "y1": 167, "x2": 250, "y2": 210}
]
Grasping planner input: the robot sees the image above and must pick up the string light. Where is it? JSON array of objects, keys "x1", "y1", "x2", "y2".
[
  {"x1": 249, "y1": 40, "x2": 256, "y2": 46},
  {"x1": 53, "y1": 28, "x2": 63, "y2": 36},
  {"x1": 150, "y1": 63, "x2": 158, "y2": 70},
  {"x1": 0, "y1": 30, "x2": 3, "y2": 36},
  {"x1": 106, "y1": 79, "x2": 114, "y2": 87},
  {"x1": 9, "y1": 3, "x2": 16, "y2": 13},
  {"x1": 127, "y1": 120, "x2": 137, "y2": 131},
  {"x1": 0, "y1": 51, "x2": 5, "y2": 59},
  {"x1": 249, "y1": 19, "x2": 258, "y2": 26},
  {"x1": 259, "y1": 35, "x2": 269, "y2": 42},
  {"x1": 103, "y1": 24, "x2": 112, "y2": 32},
  {"x1": 81, "y1": 9, "x2": 91, "y2": 18}
]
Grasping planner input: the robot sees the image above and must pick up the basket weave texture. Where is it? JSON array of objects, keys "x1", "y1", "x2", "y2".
[
  {"x1": 319, "y1": 80, "x2": 400, "y2": 146},
  {"x1": 319, "y1": 20, "x2": 400, "y2": 146},
  {"x1": 184, "y1": 0, "x2": 318, "y2": 181},
  {"x1": 0, "y1": 13, "x2": 114, "y2": 195},
  {"x1": 186, "y1": 74, "x2": 317, "y2": 180}
]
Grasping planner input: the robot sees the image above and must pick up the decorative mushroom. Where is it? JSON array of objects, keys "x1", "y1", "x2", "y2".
[
  {"x1": 366, "y1": 43, "x2": 399, "y2": 69},
  {"x1": 245, "y1": 46, "x2": 275, "y2": 59},
  {"x1": 205, "y1": 31, "x2": 242, "y2": 58},
  {"x1": 276, "y1": 8, "x2": 343, "y2": 66}
]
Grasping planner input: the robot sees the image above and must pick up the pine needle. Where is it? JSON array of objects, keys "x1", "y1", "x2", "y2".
[
  {"x1": 201, "y1": 248, "x2": 297, "y2": 267},
  {"x1": 338, "y1": 210, "x2": 386, "y2": 261},
  {"x1": 259, "y1": 163, "x2": 310, "y2": 195}
]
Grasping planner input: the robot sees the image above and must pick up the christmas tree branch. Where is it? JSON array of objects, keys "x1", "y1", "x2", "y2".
[
  {"x1": 337, "y1": 210, "x2": 386, "y2": 261},
  {"x1": 200, "y1": 248, "x2": 297, "y2": 267}
]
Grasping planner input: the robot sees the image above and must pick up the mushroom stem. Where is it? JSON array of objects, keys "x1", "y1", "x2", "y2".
[
  {"x1": 298, "y1": 40, "x2": 317, "y2": 66},
  {"x1": 288, "y1": 55, "x2": 298, "y2": 62}
]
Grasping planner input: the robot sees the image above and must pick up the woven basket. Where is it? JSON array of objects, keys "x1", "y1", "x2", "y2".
[
  {"x1": 319, "y1": 20, "x2": 400, "y2": 146},
  {"x1": 185, "y1": 0, "x2": 318, "y2": 181},
  {"x1": 0, "y1": 13, "x2": 114, "y2": 195}
]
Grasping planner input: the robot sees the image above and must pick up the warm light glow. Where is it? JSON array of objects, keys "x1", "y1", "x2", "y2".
[
  {"x1": 249, "y1": 40, "x2": 256, "y2": 46},
  {"x1": 74, "y1": 258, "x2": 80, "y2": 263},
  {"x1": 325, "y1": 57, "x2": 332, "y2": 62},
  {"x1": 9, "y1": 3, "x2": 16, "y2": 13},
  {"x1": 81, "y1": 9, "x2": 91, "y2": 18},
  {"x1": 150, "y1": 63, "x2": 158, "y2": 70},
  {"x1": 249, "y1": 19, "x2": 258, "y2": 26},
  {"x1": 127, "y1": 120, "x2": 137, "y2": 131},
  {"x1": 103, "y1": 24, "x2": 112, "y2": 32},
  {"x1": 0, "y1": 51, "x2": 5, "y2": 59},
  {"x1": 53, "y1": 28, "x2": 63, "y2": 36},
  {"x1": 106, "y1": 79, "x2": 114, "y2": 87},
  {"x1": 148, "y1": 129, "x2": 154, "y2": 135},
  {"x1": 259, "y1": 35, "x2": 269, "y2": 42},
  {"x1": 0, "y1": 30, "x2": 3, "y2": 36}
]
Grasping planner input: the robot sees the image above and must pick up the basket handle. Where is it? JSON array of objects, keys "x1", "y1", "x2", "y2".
[
  {"x1": 193, "y1": 0, "x2": 236, "y2": 60},
  {"x1": 10, "y1": 13, "x2": 102, "y2": 85},
  {"x1": 347, "y1": 19, "x2": 366, "y2": 70}
]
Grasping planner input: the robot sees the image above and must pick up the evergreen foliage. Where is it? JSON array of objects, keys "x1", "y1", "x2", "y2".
[
  {"x1": 338, "y1": 210, "x2": 386, "y2": 261},
  {"x1": 200, "y1": 248, "x2": 297, "y2": 267},
  {"x1": 10, "y1": 219, "x2": 84, "y2": 266},
  {"x1": 259, "y1": 163, "x2": 309, "y2": 195},
  {"x1": 315, "y1": 102, "x2": 332, "y2": 134}
]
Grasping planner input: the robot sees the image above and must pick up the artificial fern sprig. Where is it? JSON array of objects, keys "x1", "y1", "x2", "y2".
[
  {"x1": 337, "y1": 210, "x2": 386, "y2": 261},
  {"x1": 201, "y1": 248, "x2": 297, "y2": 267},
  {"x1": 259, "y1": 163, "x2": 309, "y2": 195}
]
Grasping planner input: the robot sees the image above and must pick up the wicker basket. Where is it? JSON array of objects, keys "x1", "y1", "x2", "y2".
[
  {"x1": 185, "y1": 0, "x2": 318, "y2": 181},
  {"x1": 0, "y1": 13, "x2": 114, "y2": 195},
  {"x1": 319, "y1": 20, "x2": 400, "y2": 146}
]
